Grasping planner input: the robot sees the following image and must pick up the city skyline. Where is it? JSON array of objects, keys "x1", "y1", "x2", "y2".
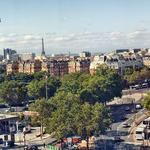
[{"x1": 0, "y1": 0, "x2": 150, "y2": 54}]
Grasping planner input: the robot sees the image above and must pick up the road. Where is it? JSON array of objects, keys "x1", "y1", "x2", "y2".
[{"x1": 95, "y1": 87, "x2": 150, "y2": 149}]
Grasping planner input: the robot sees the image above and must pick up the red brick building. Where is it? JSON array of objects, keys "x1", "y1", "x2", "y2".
[
  {"x1": 68, "y1": 58, "x2": 90, "y2": 73},
  {"x1": 49, "y1": 60, "x2": 68, "y2": 76}
]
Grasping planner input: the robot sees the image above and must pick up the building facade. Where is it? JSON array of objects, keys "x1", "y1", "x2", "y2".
[
  {"x1": 90, "y1": 55, "x2": 106, "y2": 74},
  {"x1": 3, "y1": 48, "x2": 17, "y2": 60},
  {"x1": 69, "y1": 58, "x2": 90, "y2": 73},
  {"x1": 19, "y1": 53, "x2": 35, "y2": 61},
  {"x1": 6, "y1": 61, "x2": 19, "y2": 74},
  {"x1": 143, "y1": 55, "x2": 150, "y2": 68},
  {"x1": 49, "y1": 60, "x2": 68, "y2": 76},
  {"x1": 79, "y1": 51, "x2": 91, "y2": 58},
  {"x1": 90, "y1": 53, "x2": 143, "y2": 75}
]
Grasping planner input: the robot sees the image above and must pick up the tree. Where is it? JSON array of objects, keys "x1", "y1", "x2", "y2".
[
  {"x1": 79, "y1": 66, "x2": 123, "y2": 104},
  {"x1": 0, "y1": 66, "x2": 5, "y2": 74},
  {"x1": 45, "y1": 92, "x2": 111, "y2": 149},
  {"x1": 142, "y1": 92, "x2": 150, "y2": 111},
  {"x1": 0, "y1": 80, "x2": 27, "y2": 105},
  {"x1": 59, "y1": 66, "x2": 123, "y2": 104},
  {"x1": 29, "y1": 99, "x2": 54, "y2": 124},
  {"x1": 13, "y1": 73, "x2": 34, "y2": 82},
  {"x1": 76, "y1": 102, "x2": 111, "y2": 149},
  {"x1": 29, "y1": 98, "x2": 54, "y2": 137},
  {"x1": 27, "y1": 76, "x2": 61, "y2": 99},
  {"x1": 123, "y1": 67, "x2": 150, "y2": 85},
  {"x1": 59, "y1": 72, "x2": 90, "y2": 94},
  {"x1": 32, "y1": 71, "x2": 47, "y2": 80}
]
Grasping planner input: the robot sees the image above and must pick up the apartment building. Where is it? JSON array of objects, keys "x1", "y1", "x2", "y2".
[
  {"x1": 6, "y1": 61, "x2": 19, "y2": 74},
  {"x1": 68, "y1": 58, "x2": 91, "y2": 73},
  {"x1": 90, "y1": 53, "x2": 143, "y2": 75},
  {"x1": 49, "y1": 60, "x2": 69, "y2": 76}
]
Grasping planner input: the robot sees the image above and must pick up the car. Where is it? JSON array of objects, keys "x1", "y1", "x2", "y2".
[
  {"x1": 27, "y1": 145, "x2": 38, "y2": 150},
  {"x1": 114, "y1": 136, "x2": 124, "y2": 142},
  {"x1": 121, "y1": 116, "x2": 127, "y2": 121},
  {"x1": 125, "y1": 106, "x2": 130, "y2": 111},
  {"x1": 122, "y1": 123, "x2": 130, "y2": 128},
  {"x1": 134, "y1": 84, "x2": 141, "y2": 90},
  {"x1": 0, "y1": 138, "x2": 3, "y2": 144},
  {"x1": 3, "y1": 140, "x2": 14, "y2": 147},
  {"x1": 142, "y1": 83, "x2": 148, "y2": 88},
  {"x1": 136, "y1": 104, "x2": 142, "y2": 109}
]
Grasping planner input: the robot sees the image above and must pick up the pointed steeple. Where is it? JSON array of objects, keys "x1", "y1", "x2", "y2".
[{"x1": 41, "y1": 38, "x2": 45, "y2": 56}]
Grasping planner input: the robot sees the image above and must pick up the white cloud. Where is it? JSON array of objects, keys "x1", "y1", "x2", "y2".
[{"x1": 0, "y1": 30, "x2": 150, "y2": 54}]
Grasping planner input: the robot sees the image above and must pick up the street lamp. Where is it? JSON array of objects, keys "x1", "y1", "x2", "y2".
[
  {"x1": 45, "y1": 74, "x2": 48, "y2": 100},
  {"x1": 23, "y1": 127, "x2": 26, "y2": 148}
]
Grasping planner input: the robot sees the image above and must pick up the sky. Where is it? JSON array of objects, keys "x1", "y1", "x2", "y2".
[{"x1": 0, "y1": 0, "x2": 150, "y2": 54}]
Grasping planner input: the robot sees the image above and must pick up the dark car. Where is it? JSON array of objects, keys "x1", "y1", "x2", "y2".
[
  {"x1": 27, "y1": 145, "x2": 38, "y2": 150},
  {"x1": 0, "y1": 104, "x2": 8, "y2": 108},
  {"x1": 114, "y1": 136, "x2": 124, "y2": 142},
  {"x1": 125, "y1": 106, "x2": 130, "y2": 111},
  {"x1": 4, "y1": 140, "x2": 14, "y2": 147},
  {"x1": 121, "y1": 116, "x2": 127, "y2": 121},
  {"x1": 0, "y1": 138, "x2": 3, "y2": 144}
]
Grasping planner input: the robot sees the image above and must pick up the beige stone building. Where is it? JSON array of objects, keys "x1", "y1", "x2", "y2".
[
  {"x1": 143, "y1": 55, "x2": 150, "y2": 68},
  {"x1": 90, "y1": 53, "x2": 143, "y2": 75},
  {"x1": 6, "y1": 61, "x2": 19, "y2": 74}
]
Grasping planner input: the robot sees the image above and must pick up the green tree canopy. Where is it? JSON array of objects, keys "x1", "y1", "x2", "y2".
[
  {"x1": 142, "y1": 92, "x2": 150, "y2": 111},
  {"x1": 29, "y1": 98, "x2": 54, "y2": 126},
  {"x1": 44, "y1": 92, "x2": 111, "y2": 142},
  {"x1": 60, "y1": 66, "x2": 123, "y2": 104},
  {"x1": 59, "y1": 72, "x2": 90, "y2": 94},
  {"x1": 27, "y1": 76, "x2": 61, "y2": 99},
  {"x1": 124, "y1": 67, "x2": 150, "y2": 85},
  {"x1": 0, "y1": 80, "x2": 27, "y2": 105}
]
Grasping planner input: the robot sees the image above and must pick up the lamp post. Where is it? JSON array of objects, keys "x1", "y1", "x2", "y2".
[
  {"x1": 45, "y1": 75, "x2": 48, "y2": 101},
  {"x1": 23, "y1": 127, "x2": 26, "y2": 148}
]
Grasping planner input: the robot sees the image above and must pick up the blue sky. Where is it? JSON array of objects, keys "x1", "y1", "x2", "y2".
[{"x1": 0, "y1": 0, "x2": 150, "y2": 54}]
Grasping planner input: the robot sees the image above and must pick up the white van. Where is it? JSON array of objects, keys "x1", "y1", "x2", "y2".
[
  {"x1": 135, "y1": 127, "x2": 145, "y2": 140},
  {"x1": 143, "y1": 117, "x2": 150, "y2": 125}
]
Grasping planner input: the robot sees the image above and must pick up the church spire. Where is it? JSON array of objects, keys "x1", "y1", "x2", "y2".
[{"x1": 41, "y1": 38, "x2": 45, "y2": 56}]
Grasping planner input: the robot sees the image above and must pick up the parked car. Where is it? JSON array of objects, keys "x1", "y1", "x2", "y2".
[
  {"x1": 4, "y1": 140, "x2": 14, "y2": 148},
  {"x1": 121, "y1": 116, "x2": 127, "y2": 121},
  {"x1": 0, "y1": 138, "x2": 3, "y2": 144},
  {"x1": 141, "y1": 83, "x2": 148, "y2": 88},
  {"x1": 0, "y1": 104, "x2": 8, "y2": 108},
  {"x1": 134, "y1": 84, "x2": 141, "y2": 90},
  {"x1": 136, "y1": 104, "x2": 142, "y2": 109},
  {"x1": 122, "y1": 123, "x2": 130, "y2": 128},
  {"x1": 27, "y1": 145, "x2": 38, "y2": 150},
  {"x1": 114, "y1": 136, "x2": 124, "y2": 142},
  {"x1": 125, "y1": 106, "x2": 130, "y2": 111}
]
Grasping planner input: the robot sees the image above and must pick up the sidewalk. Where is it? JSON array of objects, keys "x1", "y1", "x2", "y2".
[{"x1": 0, "y1": 127, "x2": 56, "y2": 149}]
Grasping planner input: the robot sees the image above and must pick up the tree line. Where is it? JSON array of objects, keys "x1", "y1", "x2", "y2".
[
  {"x1": 28, "y1": 65, "x2": 123, "y2": 149},
  {"x1": 0, "y1": 65, "x2": 124, "y2": 149}
]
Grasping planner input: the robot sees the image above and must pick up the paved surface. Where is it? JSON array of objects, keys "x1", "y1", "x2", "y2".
[
  {"x1": 0, "y1": 127, "x2": 56, "y2": 150},
  {"x1": 95, "y1": 88, "x2": 150, "y2": 149}
]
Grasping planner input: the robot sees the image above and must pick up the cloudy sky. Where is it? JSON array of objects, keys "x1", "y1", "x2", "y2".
[{"x1": 0, "y1": 0, "x2": 150, "y2": 54}]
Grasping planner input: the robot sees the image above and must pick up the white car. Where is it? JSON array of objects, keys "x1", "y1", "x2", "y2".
[
  {"x1": 136, "y1": 104, "x2": 142, "y2": 109},
  {"x1": 122, "y1": 123, "x2": 130, "y2": 128}
]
